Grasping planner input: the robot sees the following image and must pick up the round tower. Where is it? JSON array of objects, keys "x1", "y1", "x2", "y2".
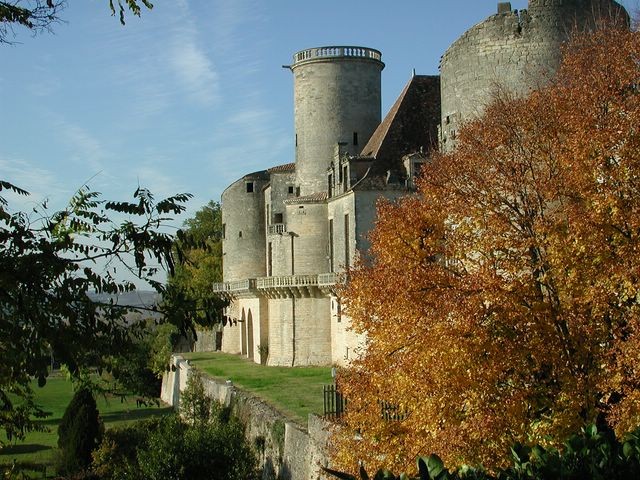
[
  {"x1": 221, "y1": 171, "x2": 269, "y2": 282},
  {"x1": 439, "y1": 0, "x2": 628, "y2": 150},
  {"x1": 290, "y1": 46, "x2": 384, "y2": 196}
]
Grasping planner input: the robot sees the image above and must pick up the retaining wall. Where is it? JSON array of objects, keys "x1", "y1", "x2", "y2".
[{"x1": 161, "y1": 355, "x2": 333, "y2": 480}]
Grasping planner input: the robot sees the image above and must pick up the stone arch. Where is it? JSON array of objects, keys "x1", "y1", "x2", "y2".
[
  {"x1": 247, "y1": 309, "x2": 254, "y2": 360},
  {"x1": 241, "y1": 308, "x2": 247, "y2": 356}
]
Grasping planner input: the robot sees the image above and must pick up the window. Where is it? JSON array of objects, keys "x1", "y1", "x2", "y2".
[
  {"x1": 288, "y1": 186, "x2": 294, "y2": 195},
  {"x1": 329, "y1": 219, "x2": 334, "y2": 273},
  {"x1": 268, "y1": 242, "x2": 273, "y2": 276},
  {"x1": 344, "y1": 213, "x2": 350, "y2": 267},
  {"x1": 238, "y1": 231, "x2": 243, "y2": 238},
  {"x1": 274, "y1": 213, "x2": 283, "y2": 223},
  {"x1": 353, "y1": 131, "x2": 358, "y2": 146},
  {"x1": 295, "y1": 186, "x2": 300, "y2": 196},
  {"x1": 342, "y1": 165, "x2": 348, "y2": 188},
  {"x1": 222, "y1": 223, "x2": 226, "y2": 239},
  {"x1": 328, "y1": 173, "x2": 333, "y2": 197},
  {"x1": 246, "y1": 182, "x2": 254, "y2": 193}
]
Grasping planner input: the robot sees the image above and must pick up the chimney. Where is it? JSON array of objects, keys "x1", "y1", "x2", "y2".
[{"x1": 498, "y1": 2, "x2": 512, "y2": 14}]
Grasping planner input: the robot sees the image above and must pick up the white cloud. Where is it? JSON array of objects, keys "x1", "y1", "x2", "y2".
[
  {"x1": 168, "y1": 38, "x2": 220, "y2": 106},
  {"x1": 166, "y1": 1, "x2": 220, "y2": 107},
  {"x1": 0, "y1": 156, "x2": 69, "y2": 212},
  {"x1": 55, "y1": 118, "x2": 111, "y2": 177}
]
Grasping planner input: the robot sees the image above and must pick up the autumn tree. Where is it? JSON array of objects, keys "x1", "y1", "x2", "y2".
[{"x1": 331, "y1": 23, "x2": 640, "y2": 474}]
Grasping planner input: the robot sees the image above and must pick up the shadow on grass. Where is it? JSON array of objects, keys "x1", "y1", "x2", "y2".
[
  {"x1": 100, "y1": 406, "x2": 173, "y2": 423},
  {"x1": 0, "y1": 444, "x2": 49, "y2": 455}
]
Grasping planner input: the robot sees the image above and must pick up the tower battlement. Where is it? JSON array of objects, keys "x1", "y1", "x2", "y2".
[{"x1": 292, "y1": 46, "x2": 383, "y2": 67}]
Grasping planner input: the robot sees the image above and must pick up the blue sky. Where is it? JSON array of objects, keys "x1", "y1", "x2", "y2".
[{"x1": 1, "y1": 0, "x2": 637, "y2": 223}]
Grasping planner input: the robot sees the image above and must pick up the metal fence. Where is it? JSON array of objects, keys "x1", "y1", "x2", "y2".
[{"x1": 323, "y1": 384, "x2": 346, "y2": 419}]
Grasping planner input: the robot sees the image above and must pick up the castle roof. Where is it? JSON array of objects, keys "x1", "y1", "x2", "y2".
[
  {"x1": 268, "y1": 162, "x2": 296, "y2": 174},
  {"x1": 360, "y1": 74, "x2": 440, "y2": 167},
  {"x1": 284, "y1": 192, "x2": 328, "y2": 204},
  {"x1": 351, "y1": 74, "x2": 440, "y2": 190}
]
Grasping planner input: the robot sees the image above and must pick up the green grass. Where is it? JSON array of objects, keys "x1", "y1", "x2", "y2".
[
  {"x1": 185, "y1": 352, "x2": 334, "y2": 424},
  {"x1": 0, "y1": 375, "x2": 171, "y2": 470}
]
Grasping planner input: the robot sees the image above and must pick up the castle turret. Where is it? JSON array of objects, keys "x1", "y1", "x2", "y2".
[
  {"x1": 221, "y1": 171, "x2": 269, "y2": 282},
  {"x1": 439, "y1": 0, "x2": 628, "y2": 150},
  {"x1": 290, "y1": 46, "x2": 384, "y2": 196}
]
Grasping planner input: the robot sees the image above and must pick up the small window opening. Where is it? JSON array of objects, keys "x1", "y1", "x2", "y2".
[
  {"x1": 295, "y1": 133, "x2": 298, "y2": 147},
  {"x1": 238, "y1": 231, "x2": 243, "y2": 238},
  {"x1": 288, "y1": 186, "x2": 294, "y2": 195},
  {"x1": 222, "y1": 223, "x2": 226, "y2": 239},
  {"x1": 246, "y1": 182, "x2": 254, "y2": 193},
  {"x1": 295, "y1": 186, "x2": 300, "y2": 196},
  {"x1": 274, "y1": 213, "x2": 283, "y2": 223},
  {"x1": 353, "y1": 132, "x2": 358, "y2": 146}
]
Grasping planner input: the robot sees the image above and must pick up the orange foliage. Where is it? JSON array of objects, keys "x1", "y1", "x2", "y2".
[{"x1": 331, "y1": 24, "x2": 640, "y2": 474}]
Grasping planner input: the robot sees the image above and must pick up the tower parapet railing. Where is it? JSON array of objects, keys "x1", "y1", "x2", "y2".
[
  {"x1": 256, "y1": 275, "x2": 319, "y2": 289},
  {"x1": 267, "y1": 223, "x2": 287, "y2": 235},
  {"x1": 212, "y1": 279, "x2": 257, "y2": 299},
  {"x1": 213, "y1": 274, "x2": 345, "y2": 299},
  {"x1": 292, "y1": 46, "x2": 382, "y2": 65},
  {"x1": 318, "y1": 272, "x2": 343, "y2": 286}
]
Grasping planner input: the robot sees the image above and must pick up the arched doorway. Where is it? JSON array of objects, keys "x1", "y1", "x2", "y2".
[
  {"x1": 247, "y1": 309, "x2": 254, "y2": 360},
  {"x1": 241, "y1": 308, "x2": 247, "y2": 355}
]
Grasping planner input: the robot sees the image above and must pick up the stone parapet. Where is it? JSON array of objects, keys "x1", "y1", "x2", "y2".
[
  {"x1": 161, "y1": 355, "x2": 333, "y2": 480},
  {"x1": 292, "y1": 46, "x2": 383, "y2": 67}
]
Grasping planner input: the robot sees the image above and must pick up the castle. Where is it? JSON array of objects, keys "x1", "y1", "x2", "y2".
[{"x1": 210, "y1": 0, "x2": 628, "y2": 366}]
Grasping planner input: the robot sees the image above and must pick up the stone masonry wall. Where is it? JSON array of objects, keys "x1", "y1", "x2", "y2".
[
  {"x1": 439, "y1": 0, "x2": 627, "y2": 150},
  {"x1": 293, "y1": 57, "x2": 383, "y2": 196},
  {"x1": 222, "y1": 172, "x2": 269, "y2": 281},
  {"x1": 161, "y1": 355, "x2": 333, "y2": 480}
]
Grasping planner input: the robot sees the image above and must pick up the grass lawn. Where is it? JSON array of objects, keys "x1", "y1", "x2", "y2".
[
  {"x1": 0, "y1": 375, "x2": 171, "y2": 471},
  {"x1": 185, "y1": 352, "x2": 334, "y2": 424}
]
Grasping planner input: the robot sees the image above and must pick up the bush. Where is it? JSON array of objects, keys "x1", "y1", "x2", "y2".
[
  {"x1": 324, "y1": 425, "x2": 640, "y2": 480},
  {"x1": 179, "y1": 369, "x2": 212, "y2": 426},
  {"x1": 136, "y1": 414, "x2": 259, "y2": 480},
  {"x1": 57, "y1": 387, "x2": 103, "y2": 476},
  {"x1": 92, "y1": 418, "x2": 160, "y2": 480}
]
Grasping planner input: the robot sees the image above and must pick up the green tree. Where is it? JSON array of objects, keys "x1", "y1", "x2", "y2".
[
  {"x1": 57, "y1": 386, "x2": 103, "y2": 475},
  {"x1": 0, "y1": 0, "x2": 153, "y2": 44},
  {"x1": 136, "y1": 414, "x2": 259, "y2": 480},
  {"x1": 180, "y1": 369, "x2": 213, "y2": 427},
  {"x1": 0, "y1": 182, "x2": 190, "y2": 444},
  {"x1": 163, "y1": 201, "x2": 227, "y2": 341}
]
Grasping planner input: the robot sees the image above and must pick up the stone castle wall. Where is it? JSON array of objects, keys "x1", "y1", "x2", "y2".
[
  {"x1": 222, "y1": 172, "x2": 269, "y2": 281},
  {"x1": 161, "y1": 356, "x2": 333, "y2": 480},
  {"x1": 292, "y1": 51, "x2": 384, "y2": 196},
  {"x1": 439, "y1": 0, "x2": 628, "y2": 149}
]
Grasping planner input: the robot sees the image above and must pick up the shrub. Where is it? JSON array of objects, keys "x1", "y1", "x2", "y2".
[
  {"x1": 92, "y1": 418, "x2": 160, "y2": 480},
  {"x1": 324, "y1": 425, "x2": 640, "y2": 480},
  {"x1": 179, "y1": 369, "x2": 212, "y2": 426},
  {"x1": 57, "y1": 387, "x2": 103, "y2": 476},
  {"x1": 136, "y1": 414, "x2": 259, "y2": 480}
]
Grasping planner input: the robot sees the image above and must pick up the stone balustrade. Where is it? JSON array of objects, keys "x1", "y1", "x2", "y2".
[
  {"x1": 213, "y1": 274, "x2": 346, "y2": 299},
  {"x1": 292, "y1": 46, "x2": 382, "y2": 65},
  {"x1": 267, "y1": 223, "x2": 287, "y2": 235},
  {"x1": 256, "y1": 274, "x2": 319, "y2": 289}
]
